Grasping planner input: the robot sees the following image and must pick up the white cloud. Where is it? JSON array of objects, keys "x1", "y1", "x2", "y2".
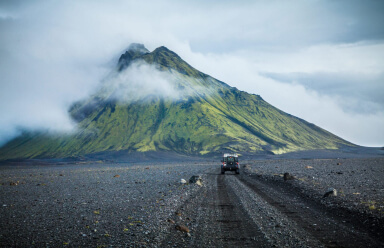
[{"x1": 99, "y1": 61, "x2": 191, "y2": 103}]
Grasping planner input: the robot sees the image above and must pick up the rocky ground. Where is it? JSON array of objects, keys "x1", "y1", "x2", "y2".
[
  {"x1": 243, "y1": 157, "x2": 384, "y2": 220},
  {"x1": 0, "y1": 155, "x2": 383, "y2": 247}
]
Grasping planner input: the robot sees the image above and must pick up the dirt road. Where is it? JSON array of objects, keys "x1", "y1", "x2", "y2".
[{"x1": 162, "y1": 168, "x2": 384, "y2": 247}]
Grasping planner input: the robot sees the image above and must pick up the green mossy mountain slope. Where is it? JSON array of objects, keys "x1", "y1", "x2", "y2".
[{"x1": 0, "y1": 44, "x2": 354, "y2": 159}]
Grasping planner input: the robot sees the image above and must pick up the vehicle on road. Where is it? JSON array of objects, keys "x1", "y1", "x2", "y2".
[{"x1": 221, "y1": 153, "x2": 239, "y2": 174}]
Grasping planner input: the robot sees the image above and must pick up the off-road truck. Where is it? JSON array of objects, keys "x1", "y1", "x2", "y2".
[{"x1": 221, "y1": 153, "x2": 239, "y2": 174}]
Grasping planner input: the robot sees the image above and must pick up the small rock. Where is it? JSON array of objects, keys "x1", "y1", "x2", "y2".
[
  {"x1": 323, "y1": 188, "x2": 337, "y2": 198},
  {"x1": 167, "y1": 219, "x2": 175, "y2": 224},
  {"x1": 175, "y1": 224, "x2": 190, "y2": 233},
  {"x1": 305, "y1": 166, "x2": 313, "y2": 169},
  {"x1": 189, "y1": 175, "x2": 201, "y2": 184},
  {"x1": 180, "y1": 179, "x2": 187, "y2": 184},
  {"x1": 9, "y1": 181, "x2": 19, "y2": 186},
  {"x1": 283, "y1": 173, "x2": 295, "y2": 181}
]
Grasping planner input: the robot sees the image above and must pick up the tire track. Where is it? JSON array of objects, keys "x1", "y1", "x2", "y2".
[
  {"x1": 160, "y1": 172, "x2": 268, "y2": 247},
  {"x1": 214, "y1": 174, "x2": 268, "y2": 247},
  {"x1": 237, "y1": 172, "x2": 384, "y2": 248},
  {"x1": 226, "y1": 173, "x2": 324, "y2": 247}
]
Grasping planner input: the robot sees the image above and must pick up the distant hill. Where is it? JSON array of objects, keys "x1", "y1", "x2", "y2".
[{"x1": 0, "y1": 43, "x2": 354, "y2": 160}]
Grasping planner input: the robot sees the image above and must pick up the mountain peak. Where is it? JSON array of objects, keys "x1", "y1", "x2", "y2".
[
  {"x1": 144, "y1": 46, "x2": 205, "y2": 77},
  {"x1": 117, "y1": 43, "x2": 149, "y2": 71},
  {"x1": 151, "y1": 46, "x2": 183, "y2": 62},
  {"x1": 154, "y1": 45, "x2": 170, "y2": 51},
  {"x1": 127, "y1": 43, "x2": 149, "y2": 53},
  {"x1": 117, "y1": 44, "x2": 202, "y2": 77},
  {"x1": 152, "y1": 46, "x2": 175, "y2": 55}
]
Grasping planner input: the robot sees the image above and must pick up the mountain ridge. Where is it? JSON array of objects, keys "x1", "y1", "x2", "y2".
[{"x1": 0, "y1": 44, "x2": 355, "y2": 160}]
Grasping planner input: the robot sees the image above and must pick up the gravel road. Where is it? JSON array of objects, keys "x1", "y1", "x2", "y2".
[{"x1": 1, "y1": 157, "x2": 383, "y2": 247}]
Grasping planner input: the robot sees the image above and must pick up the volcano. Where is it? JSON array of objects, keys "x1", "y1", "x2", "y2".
[{"x1": 0, "y1": 44, "x2": 354, "y2": 160}]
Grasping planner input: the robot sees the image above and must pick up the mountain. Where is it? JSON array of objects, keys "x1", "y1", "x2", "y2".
[{"x1": 0, "y1": 44, "x2": 354, "y2": 160}]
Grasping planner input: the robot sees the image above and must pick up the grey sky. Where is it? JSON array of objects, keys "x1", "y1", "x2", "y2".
[{"x1": 0, "y1": 0, "x2": 383, "y2": 147}]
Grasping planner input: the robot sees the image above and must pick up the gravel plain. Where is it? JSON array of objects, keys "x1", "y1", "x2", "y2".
[
  {"x1": 0, "y1": 153, "x2": 383, "y2": 247},
  {"x1": 243, "y1": 157, "x2": 384, "y2": 219},
  {"x1": 0, "y1": 161, "x2": 213, "y2": 247}
]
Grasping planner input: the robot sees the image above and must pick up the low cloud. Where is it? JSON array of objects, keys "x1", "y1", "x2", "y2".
[
  {"x1": 260, "y1": 71, "x2": 384, "y2": 114},
  {"x1": 100, "y1": 61, "x2": 192, "y2": 103},
  {"x1": 0, "y1": 50, "x2": 108, "y2": 146}
]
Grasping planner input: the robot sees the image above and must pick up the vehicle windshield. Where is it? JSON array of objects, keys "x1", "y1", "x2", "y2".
[{"x1": 227, "y1": 157, "x2": 235, "y2": 162}]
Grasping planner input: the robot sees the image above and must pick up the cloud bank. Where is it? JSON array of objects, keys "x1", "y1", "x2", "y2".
[
  {"x1": 0, "y1": 0, "x2": 383, "y2": 147},
  {"x1": 99, "y1": 61, "x2": 195, "y2": 103}
]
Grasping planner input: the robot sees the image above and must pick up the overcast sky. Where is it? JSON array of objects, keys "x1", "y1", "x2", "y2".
[{"x1": 0, "y1": 0, "x2": 383, "y2": 147}]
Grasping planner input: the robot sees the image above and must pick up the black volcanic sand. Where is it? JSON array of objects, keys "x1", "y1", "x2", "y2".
[
  {"x1": 243, "y1": 157, "x2": 384, "y2": 219},
  {"x1": 0, "y1": 156, "x2": 383, "y2": 247},
  {"x1": 0, "y1": 162, "x2": 212, "y2": 247}
]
